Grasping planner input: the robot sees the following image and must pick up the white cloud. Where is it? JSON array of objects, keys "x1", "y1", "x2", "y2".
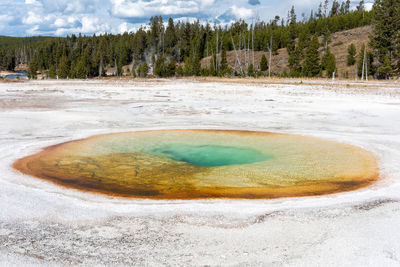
[
  {"x1": 52, "y1": 16, "x2": 79, "y2": 28},
  {"x1": 22, "y1": 11, "x2": 43, "y2": 25},
  {"x1": 1, "y1": 0, "x2": 370, "y2": 36},
  {"x1": 110, "y1": 0, "x2": 213, "y2": 18},
  {"x1": 65, "y1": 1, "x2": 86, "y2": 13},
  {"x1": 26, "y1": 25, "x2": 40, "y2": 35},
  {"x1": 0, "y1": 14, "x2": 12, "y2": 30},
  {"x1": 54, "y1": 28, "x2": 70, "y2": 36},
  {"x1": 365, "y1": 3, "x2": 373, "y2": 11},
  {"x1": 53, "y1": 16, "x2": 111, "y2": 36},
  {"x1": 230, "y1": 5, "x2": 253, "y2": 19},
  {"x1": 0, "y1": 14, "x2": 12, "y2": 23},
  {"x1": 118, "y1": 22, "x2": 128, "y2": 33},
  {"x1": 25, "y1": 0, "x2": 39, "y2": 4},
  {"x1": 117, "y1": 22, "x2": 139, "y2": 33},
  {"x1": 53, "y1": 18, "x2": 67, "y2": 27},
  {"x1": 81, "y1": 16, "x2": 110, "y2": 33},
  {"x1": 200, "y1": 0, "x2": 214, "y2": 8}
]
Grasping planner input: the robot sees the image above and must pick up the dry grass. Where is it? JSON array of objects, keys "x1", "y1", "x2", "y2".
[
  {"x1": 4, "y1": 75, "x2": 399, "y2": 91},
  {"x1": 0, "y1": 78, "x2": 23, "y2": 83},
  {"x1": 325, "y1": 26, "x2": 371, "y2": 78},
  {"x1": 201, "y1": 26, "x2": 372, "y2": 78}
]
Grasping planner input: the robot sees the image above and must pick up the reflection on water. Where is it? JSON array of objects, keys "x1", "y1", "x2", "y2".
[
  {"x1": 13, "y1": 130, "x2": 379, "y2": 199},
  {"x1": 1, "y1": 70, "x2": 27, "y2": 79}
]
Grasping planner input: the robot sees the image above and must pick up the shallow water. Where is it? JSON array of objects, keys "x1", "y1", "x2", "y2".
[
  {"x1": 3, "y1": 70, "x2": 27, "y2": 80},
  {"x1": 146, "y1": 144, "x2": 272, "y2": 167}
]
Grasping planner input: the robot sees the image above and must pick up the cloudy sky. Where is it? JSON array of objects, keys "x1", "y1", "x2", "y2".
[{"x1": 0, "y1": 0, "x2": 373, "y2": 37}]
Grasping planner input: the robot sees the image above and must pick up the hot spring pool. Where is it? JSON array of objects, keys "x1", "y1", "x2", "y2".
[
  {"x1": 146, "y1": 144, "x2": 272, "y2": 167},
  {"x1": 13, "y1": 130, "x2": 379, "y2": 199}
]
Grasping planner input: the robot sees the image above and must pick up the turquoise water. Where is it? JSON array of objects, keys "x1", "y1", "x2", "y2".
[{"x1": 147, "y1": 144, "x2": 272, "y2": 167}]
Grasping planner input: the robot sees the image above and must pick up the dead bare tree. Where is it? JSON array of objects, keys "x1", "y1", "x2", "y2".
[
  {"x1": 269, "y1": 35, "x2": 273, "y2": 78},
  {"x1": 247, "y1": 29, "x2": 250, "y2": 69},
  {"x1": 99, "y1": 56, "x2": 103, "y2": 77},
  {"x1": 231, "y1": 33, "x2": 243, "y2": 75},
  {"x1": 252, "y1": 24, "x2": 255, "y2": 68},
  {"x1": 216, "y1": 27, "x2": 219, "y2": 72},
  {"x1": 361, "y1": 45, "x2": 367, "y2": 81}
]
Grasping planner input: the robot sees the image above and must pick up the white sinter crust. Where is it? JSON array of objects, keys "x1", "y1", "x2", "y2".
[{"x1": 0, "y1": 79, "x2": 399, "y2": 266}]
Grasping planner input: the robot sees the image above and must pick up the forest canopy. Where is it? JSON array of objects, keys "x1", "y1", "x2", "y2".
[{"x1": 1, "y1": 0, "x2": 399, "y2": 79}]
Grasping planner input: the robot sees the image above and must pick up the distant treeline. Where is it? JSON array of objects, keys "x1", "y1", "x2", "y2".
[{"x1": 1, "y1": 0, "x2": 398, "y2": 79}]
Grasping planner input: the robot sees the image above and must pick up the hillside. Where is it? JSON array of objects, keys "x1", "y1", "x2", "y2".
[
  {"x1": 201, "y1": 26, "x2": 372, "y2": 79},
  {"x1": 0, "y1": 36, "x2": 55, "y2": 47}
]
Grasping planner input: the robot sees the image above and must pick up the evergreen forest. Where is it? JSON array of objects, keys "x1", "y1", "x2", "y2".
[{"x1": 1, "y1": 0, "x2": 399, "y2": 80}]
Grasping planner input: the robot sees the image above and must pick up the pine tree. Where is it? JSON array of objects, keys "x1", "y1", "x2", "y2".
[
  {"x1": 357, "y1": 0, "x2": 365, "y2": 11},
  {"x1": 347, "y1": 43, "x2": 357, "y2": 66},
  {"x1": 397, "y1": 34, "x2": 400, "y2": 71},
  {"x1": 75, "y1": 57, "x2": 87, "y2": 79},
  {"x1": 287, "y1": 6, "x2": 297, "y2": 55},
  {"x1": 192, "y1": 55, "x2": 201, "y2": 76},
  {"x1": 260, "y1": 54, "x2": 268, "y2": 71},
  {"x1": 138, "y1": 62, "x2": 149, "y2": 77},
  {"x1": 324, "y1": 0, "x2": 329, "y2": 17},
  {"x1": 149, "y1": 16, "x2": 163, "y2": 54},
  {"x1": 154, "y1": 55, "x2": 166, "y2": 77},
  {"x1": 322, "y1": 24, "x2": 331, "y2": 47},
  {"x1": 176, "y1": 65, "x2": 184, "y2": 76},
  {"x1": 367, "y1": 51, "x2": 375, "y2": 75},
  {"x1": 165, "y1": 60, "x2": 176, "y2": 77},
  {"x1": 345, "y1": 0, "x2": 351, "y2": 13},
  {"x1": 184, "y1": 56, "x2": 192, "y2": 76},
  {"x1": 116, "y1": 60, "x2": 123, "y2": 76},
  {"x1": 377, "y1": 53, "x2": 393, "y2": 79},
  {"x1": 133, "y1": 28, "x2": 147, "y2": 61},
  {"x1": 47, "y1": 65, "x2": 57, "y2": 79},
  {"x1": 58, "y1": 55, "x2": 69, "y2": 79},
  {"x1": 317, "y1": 3, "x2": 323, "y2": 19},
  {"x1": 303, "y1": 35, "x2": 321, "y2": 77},
  {"x1": 370, "y1": 0, "x2": 400, "y2": 77},
  {"x1": 209, "y1": 53, "x2": 217, "y2": 76},
  {"x1": 322, "y1": 47, "x2": 337, "y2": 78},
  {"x1": 339, "y1": 2, "x2": 346, "y2": 15},
  {"x1": 247, "y1": 64, "x2": 255, "y2": 77},
  {"x1": 330, "y1": 0, "x2": 340, "y2": 17},
  {"x1": 28, "y1": 59, "x2": 37, "y2": 79},
  {"x1": 131, "y1": 64, "x2": 137, "y2": 78},
  {"x1": 288, "y1": 21, "x2": 308, "y2": 77},
  {"x1": 220, "y1": 47, "x2": 228, "y2": 73},
  {"x1": 321, "y1": 47, "x2": 329, "y2": 69},
  {"x1": 288, "y1": 45, "x2": 303, "y2": 77},
  {"x1": 69, "y1": 60, "x2": 77, "y2": 79},
  {"x1": 164, "y1": 18, "x2": 177, "y2": 57}
]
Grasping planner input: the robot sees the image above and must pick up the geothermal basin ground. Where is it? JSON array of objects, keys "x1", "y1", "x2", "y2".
[{"x1": 1, "y1": 78, "x2": 400, "y2": 266}]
